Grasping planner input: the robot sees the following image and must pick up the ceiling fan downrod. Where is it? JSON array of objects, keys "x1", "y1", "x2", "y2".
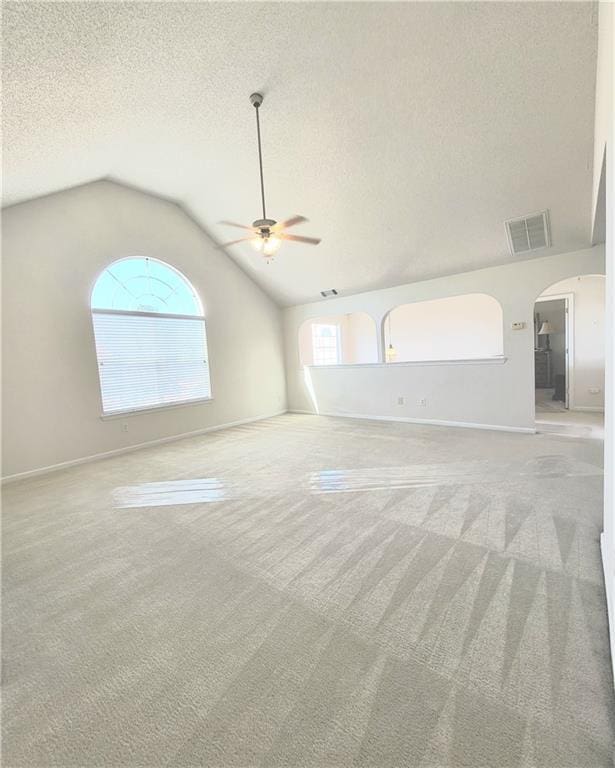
[{"x1": 249, "y1": 92, "x2": 273, "y2": 228}]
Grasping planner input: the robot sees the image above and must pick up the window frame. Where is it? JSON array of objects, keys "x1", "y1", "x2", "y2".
[
  {"x1": 311, "y1": 322, "x2": 342, "y2": 366},
  {"x1": 91, "y1": 258, "x2": 212, "y2": 418}
]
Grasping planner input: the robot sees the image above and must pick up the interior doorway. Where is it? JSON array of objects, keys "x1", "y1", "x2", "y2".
[
  {"x1": 533, "y1": 275, "x2": 606, "y2": 439},
  {"x1": 534, "y1": 294, "x2": 571, "y2": 412}
]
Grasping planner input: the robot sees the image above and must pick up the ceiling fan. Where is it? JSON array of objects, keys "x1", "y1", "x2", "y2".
[{"x1": 219, "y1": 92, "x2": 321, "y2": 259}]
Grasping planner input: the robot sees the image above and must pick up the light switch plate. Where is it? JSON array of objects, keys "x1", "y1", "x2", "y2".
[{"x1": 511, "y1": 321, "x2": 526, "y2": 330}]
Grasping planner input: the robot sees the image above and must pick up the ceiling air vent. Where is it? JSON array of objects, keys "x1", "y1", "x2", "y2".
[
  {"x1": 505, "y1": 210, "x2": 550, "y2": 255},
  {"x1": 320, "y1": 289, "x2": 338, "y2": 298}
]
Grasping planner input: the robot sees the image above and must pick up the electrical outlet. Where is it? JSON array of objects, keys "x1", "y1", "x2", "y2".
[
  {"x1": 122, "y1": 423, "x2": 129, "y2": 432},
  {"x1": 589, "y1": 387, "x2": 601, "y2": 395},
  {"x1": 418, "y1": 398, "x2": 427, "y2": 407},
  {"x1": 397, "y1": 396, "x2": 405, "y2": 406}
]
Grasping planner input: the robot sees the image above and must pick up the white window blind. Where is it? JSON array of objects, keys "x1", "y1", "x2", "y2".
[{"x1": 92, "y1": 310, "x2": 211, "y2": 415}]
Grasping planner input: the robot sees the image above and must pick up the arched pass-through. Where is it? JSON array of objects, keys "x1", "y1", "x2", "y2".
[{"x1": 382, "y1": 293, "x2": 504, "y2": 363}]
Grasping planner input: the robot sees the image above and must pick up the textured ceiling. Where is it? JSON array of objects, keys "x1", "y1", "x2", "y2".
[{"x1": 3, "y1": 2, "x2": 598, "y2": 306}]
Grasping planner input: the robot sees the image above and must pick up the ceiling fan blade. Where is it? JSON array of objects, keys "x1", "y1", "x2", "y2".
[
  {"x1": 274, "y1": 215, "x2": 308, "y2": 231},
  {"x1": 219, "y1": 220, "x2": 255, "y2": 231},
  {"x1": 217, "y1": 237, "x2": 253, "y2": 249},
  {"x1": 281, "y1": 233, "x2": 321, "y2": 245}
]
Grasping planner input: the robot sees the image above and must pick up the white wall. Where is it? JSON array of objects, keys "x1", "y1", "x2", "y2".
[
  {"x1": 346, "y1": 312, "x2": 379, "y2": 364},
  {"x1": 384, "y1": 293, "x2": 503, "y2": 362},
  {"x1": 592, "y1": 1, "x2": 612, "y2": 241},
  {"x1": 285, "y1": 246, "x2": 605, "y2": 431},
  {"x1": 593, "y1": 0, "x2": 614, "y2": 683},
  {"x1": 1, "y1": 181, "x2": 287, "y2": 478},
  {"x1": 540, "y1": 275, "x2": 606, "y2": 410}
]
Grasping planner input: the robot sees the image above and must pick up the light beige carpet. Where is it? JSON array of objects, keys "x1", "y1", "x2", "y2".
[
  {"x1": 535, "y1": 388, "x2": 567, "y2": 413},
  {"x1": 2, "y1": 414, "x2": 614, "y2": 766}
]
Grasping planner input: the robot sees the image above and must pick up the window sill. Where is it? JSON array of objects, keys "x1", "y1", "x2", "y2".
[
  {"x1": 100, "y1": 397, "x2": 214, "y2": 420},
  {"x1": 304, "y1": 356, "x2": 507, "y2": 370}
]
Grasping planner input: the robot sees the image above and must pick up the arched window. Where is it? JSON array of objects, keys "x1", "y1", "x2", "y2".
[{"x1": 91, "y1": 257, "x2": 211, "y2": 415}]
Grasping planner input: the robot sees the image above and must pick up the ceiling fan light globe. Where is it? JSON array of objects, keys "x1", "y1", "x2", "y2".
[
  {"x1": 263, "y1": 236, "x2": 281, "y2": 257},
  {"x1": 251, "y1": 237, "x2": 264, "y2": 252}
]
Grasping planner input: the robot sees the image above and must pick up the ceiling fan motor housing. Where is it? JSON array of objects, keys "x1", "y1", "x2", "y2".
[{"x1": 253, "y1": 218, "x2": 276, "y2": 235}]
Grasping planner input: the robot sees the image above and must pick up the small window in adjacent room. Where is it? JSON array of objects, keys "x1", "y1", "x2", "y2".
[
  {"x1": 91, "y1": 257, "x2": 211, "y2": 415},
  {"x1": 299, "y1": 313, "x2": 378, "y2": 366},
  {"x1": 311, "y1": 323, "x2": 341, "y2": 366}
]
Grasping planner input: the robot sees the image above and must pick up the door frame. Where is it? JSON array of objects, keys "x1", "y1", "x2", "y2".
[{"x1": 535, "y1": 292, "x2": 574, "y2": 409}]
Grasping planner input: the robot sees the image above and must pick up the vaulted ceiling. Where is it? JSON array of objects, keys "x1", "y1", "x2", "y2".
[{"x1": 3, "y1": 2, "x2": 598, "y2": 306}]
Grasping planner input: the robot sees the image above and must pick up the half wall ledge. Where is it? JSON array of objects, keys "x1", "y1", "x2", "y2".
[{"x1": 303, "y1": 356, "x2": 508, "y2": 370}]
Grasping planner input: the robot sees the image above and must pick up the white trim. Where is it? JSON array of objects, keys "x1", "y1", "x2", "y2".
[
  {"x1": 570, "y1": 405, "x2": 605, "y2": 412},
  {"x1": 304, "y1": 356, "x2": 507, "y2": 372},
  {"x1": 100, "y1": 396, "x2": 214, "y2": 420},
  {"x1": 536, "y1": 291, "x2": 577, "y2": 301},
  {"x1": 92, "y1": 308, "x2": 206, "y2": 321},
  {"x1": 601, "y1": 532, "x2": 615, "y2": 686},
  {"x1": 1, "y1": 410, "x2": 287, "y2": 484},
  {"x1": 289, "y1": 409, "x2": 535, "y2": 434}
]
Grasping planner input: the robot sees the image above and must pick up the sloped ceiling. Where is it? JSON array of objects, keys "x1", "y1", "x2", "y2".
[{"x1": 2, "y1": 2, "x2": 598, "y2": 306}]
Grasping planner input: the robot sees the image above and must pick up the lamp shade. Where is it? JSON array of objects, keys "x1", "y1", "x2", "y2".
[{"x1": 538, "y1": 321, "x2": 555, "y2": 335}]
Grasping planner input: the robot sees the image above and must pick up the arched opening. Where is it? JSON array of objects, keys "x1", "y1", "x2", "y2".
[
  {"x1": 91, "y1": 257, "x2": 211, "y2": 415},
  {"x1": 533, "y1": 274, "x2": 605, "y2": 438},
  {"x1": 382, "y1": 293, "x2": 504, "y2": 363},
  {"x1": 298, "y1": 312, "x2": 378, "y2": 366}
]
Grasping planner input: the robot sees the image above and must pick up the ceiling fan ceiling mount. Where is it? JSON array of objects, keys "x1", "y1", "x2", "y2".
[
  {"x1": 249, "y1": 92, "x2": 264, "y2": 108},
  {"x1": 217, "y1": 92, "x2": 321, "y2": 258}
]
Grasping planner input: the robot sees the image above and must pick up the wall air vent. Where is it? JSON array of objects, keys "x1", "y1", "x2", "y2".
[
  {"x1": 320, "y1": 289, "x2": 338, "y2": 298},
  {"x1": 505, "y1": 210, "x2": 550, "y2": 255}
]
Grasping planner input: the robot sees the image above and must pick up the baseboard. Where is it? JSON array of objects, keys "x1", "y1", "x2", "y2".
[
  {"x1": 600, "y1": 532, "x2": 615, "y2": 687},
  {"x1": 570, "y1": 406, "x2": 605, "y2": 413},
  {"x1": 288, "y1": 409, "x2": 536, "y2": 434},
  {"x1": 1, "y1": 410, "x2": 288, "y2": 484}
]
